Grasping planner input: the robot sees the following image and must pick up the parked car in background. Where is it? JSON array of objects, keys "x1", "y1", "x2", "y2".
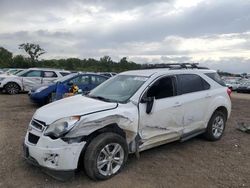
[
  {"x1": 236, "y1": 81, "x2": 250, "y2": 93},
  {"x1": 2, "y1": 68, "x2": 26, "y2": 75},
  {"x1": 98, "y1": 72, "x2": 117, "y2": 78},
  {"x1": 24, "y1": 65, "x2": 231, "y2": 181},
  {"x1": 0, "y1": 68, "x2": 70, "y2": 94},
  {"x1": 29, "y1": 73, "x2": 108, "y2": 105},
  {"x1": 224, "y1": 80, "x2": 241, "y2": 91}
]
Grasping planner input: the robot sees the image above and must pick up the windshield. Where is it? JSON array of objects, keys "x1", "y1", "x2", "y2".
[
  {"x1": 13, "y1": 70, "x2": 24, "y2": 75},
  {"x1": 16, "y1": 69, "x2": 29, "y2": 76},
  {"x1": 88, "y1": 75, "x2": 148, "y2": 103},
  {"x1": 52, "y1": 73, "x2": 76, "y2": 83}
]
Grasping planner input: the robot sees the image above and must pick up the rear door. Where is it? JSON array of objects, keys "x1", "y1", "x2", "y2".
[
  {"x1": 21, "y1": 70, "x2": 43, "y2": 91},
  {"x1": 176, "y1": 74, "x2": 211, "y2": 134},
  {"x1": 42, "y1": 71, "x2": 58, "y2": 84}
]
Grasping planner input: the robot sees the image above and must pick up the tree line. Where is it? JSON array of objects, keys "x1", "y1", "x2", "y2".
[{"x1": 0, "y1": 44, "x2": 143, "y2": 72}]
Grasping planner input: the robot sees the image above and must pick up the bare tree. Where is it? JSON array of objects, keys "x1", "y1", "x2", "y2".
[{"x1": 19, "y1": 43, "x2": 46, "y2": 62}]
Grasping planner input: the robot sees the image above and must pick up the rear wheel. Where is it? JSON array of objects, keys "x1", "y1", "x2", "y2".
[
  {"x1": 204, "y1": 111, "x2": 226, "y2": 141},
  {"x1": 5, "y1": 82, "x2": 20, "y2": 95},
  {"x1": 84, "y1": 132, "x2": 128, "y2": 180}
]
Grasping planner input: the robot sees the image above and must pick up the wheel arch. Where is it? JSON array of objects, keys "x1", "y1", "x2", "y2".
[
  {"x1": 214, "y1": 106, "x2": 228, "y2": 120},
  {"x1": 4, "y1": 81, "x2": 22, "y2": 91},
  {"x1": 77, "y1": 123, "x2": 127, "y2": 169}
]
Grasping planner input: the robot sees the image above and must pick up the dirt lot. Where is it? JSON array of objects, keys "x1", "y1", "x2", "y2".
[{"x1": 0, "y1": 93, "x2": 249, "y2": 188}]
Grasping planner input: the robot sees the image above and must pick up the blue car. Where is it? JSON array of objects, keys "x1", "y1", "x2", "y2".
[{"x1": 29, "y1": 73, "x2": 108, "y2": 105}]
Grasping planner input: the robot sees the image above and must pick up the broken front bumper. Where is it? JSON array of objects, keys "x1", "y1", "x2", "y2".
[{"x1": 23, "y1": 128, "x2": 86, "y2": 180}]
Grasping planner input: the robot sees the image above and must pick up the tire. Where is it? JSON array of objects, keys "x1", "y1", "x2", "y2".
[
  {"x1": 4, "y1": 82, "x2": 20, "y2": 95},
  {"x1": 84, "y1": 132, "x2": 128, "y2": 180},
  {"x1": 204, "y1": 111, "x2": 227, "y2": 141}
]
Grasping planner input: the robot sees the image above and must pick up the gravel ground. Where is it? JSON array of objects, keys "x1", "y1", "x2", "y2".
[{"x1": 0, "y1": 93, "x2": 249, "y2": 188}]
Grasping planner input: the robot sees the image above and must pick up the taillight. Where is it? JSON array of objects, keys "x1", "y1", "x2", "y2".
[{"x1": 227, "y1": 88, "x2": 232, "y2": 98}]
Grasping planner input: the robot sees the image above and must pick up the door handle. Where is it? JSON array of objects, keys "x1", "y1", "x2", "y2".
[{"x1": 173, "y1": 102, "x2": 182, "y2": 107}]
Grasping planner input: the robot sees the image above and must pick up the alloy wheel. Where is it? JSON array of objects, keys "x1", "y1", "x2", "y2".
[
  {"x1": 97, "y1": 143, "x2": 124, "y2": 176},
  {"x1": 212, "y1": 116, "x2": 224, "y2": 138}
]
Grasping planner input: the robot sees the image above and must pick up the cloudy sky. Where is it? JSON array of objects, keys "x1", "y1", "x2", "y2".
[{"x1": 1, "y1": 0, "x2": 250, "y2": 73}]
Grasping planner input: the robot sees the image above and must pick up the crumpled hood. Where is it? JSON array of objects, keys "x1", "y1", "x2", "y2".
[{"x1": 33, "y1": 95, "x2": 118, "y2": 124}]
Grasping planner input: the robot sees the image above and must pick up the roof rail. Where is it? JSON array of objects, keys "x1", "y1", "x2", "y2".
[{"x1": 142, "y1": 63, "x2": 209, "y2": 70}]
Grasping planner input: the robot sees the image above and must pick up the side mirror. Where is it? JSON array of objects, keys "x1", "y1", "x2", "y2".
[{"x1": 141, "y1": 96, "x2": 154, "y2": 114}]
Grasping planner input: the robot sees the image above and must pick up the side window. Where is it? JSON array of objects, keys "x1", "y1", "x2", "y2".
[
  {"x1": 43, "y1": 71, "x2": 57, "y2": 78},
  {"x1": 147, "y1": 76, "x2": 175, "y2": 99},
  {"x1": 91, "y1": 76, "x2": 107, "y2": 85},
  {"x1": 69, "y1": 75, "x2": 90, "y2": 85},
  {"x1": 22, "y1": 70, "x2": 42, "y2": 77},
  {"x1": 177, "y1": 74, "x2": 210, "y2": 95},
  {"x1": 60, "y1": 72, "x2": 70, "y2": 76},
  {"x1": 205, "y1": 73, "x2": 226, "y2": 86}
]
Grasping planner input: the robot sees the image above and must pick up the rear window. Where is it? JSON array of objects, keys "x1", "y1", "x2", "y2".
[
  {"x1": 177, "y1": 74, "x2": 210, "y2": 95},
  {"x1": 205, "y1": 73, "x2": 226, "y2": 86},
  {"x1": 43, "y1": 71, "x2": 57, "y2": 78}
]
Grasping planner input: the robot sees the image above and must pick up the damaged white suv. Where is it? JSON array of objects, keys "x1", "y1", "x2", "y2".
[{"x1": 24, "y1": 66, "x2": 231, "y2": 180}]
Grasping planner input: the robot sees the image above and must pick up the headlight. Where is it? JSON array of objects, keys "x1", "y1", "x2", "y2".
[
  {"x1": 0, "y1": 77, "x2": 5, "y2": 81},
  {"x1": 35, "y1": 86, "x2": 48, "y2": 93},
  {"x1": 44, "y1": 116, "x2": 80, "y2": 138}
]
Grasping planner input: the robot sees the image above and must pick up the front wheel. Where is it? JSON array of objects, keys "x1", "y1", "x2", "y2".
[
  {"x1": 5, "y1": 82, "x2": 20, "y2": 95},
  {"x1": 84, "y1": 132, "x2": 128, "y2": 180},
  {"x1": 204, "y1": 111, "x2": 226, "y2": 141}
]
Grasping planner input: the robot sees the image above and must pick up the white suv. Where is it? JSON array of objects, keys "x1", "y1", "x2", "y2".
[
  {"x1": 23, "y1": 66, "x2": 231, "y2": 180},
  {"x1": 0, "y1": 68, "x2": 70, "y2": 94}
]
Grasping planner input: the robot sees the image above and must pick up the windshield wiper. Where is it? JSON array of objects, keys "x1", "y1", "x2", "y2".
[{"x1": 88, "y1": 95, "x2": 113, "y2": 102}]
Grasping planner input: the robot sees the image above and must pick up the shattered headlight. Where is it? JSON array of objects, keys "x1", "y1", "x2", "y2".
[{"x1": 44, "y1": 116, "x2": 80, "y2": 138}]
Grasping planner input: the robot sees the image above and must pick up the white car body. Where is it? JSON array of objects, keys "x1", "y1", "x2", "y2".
[
  {"x1": 0, "y1": 68, "x2": 70, "y2": 93},
  {"x1": 24, "y1": 68, "x2": 231, "y2": 179},
  {"x1": 0, "y1": 68, "x2": 25, "y2": 75}
]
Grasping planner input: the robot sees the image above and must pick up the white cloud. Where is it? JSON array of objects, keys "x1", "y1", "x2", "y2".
[{"x1": 0, "y1": 0, "x2": 250, "y2": 72}]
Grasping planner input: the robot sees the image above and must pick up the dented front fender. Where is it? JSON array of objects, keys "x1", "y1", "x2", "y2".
[{"x1": 65, "y1": 102, "x2": 139, "y2": 145}]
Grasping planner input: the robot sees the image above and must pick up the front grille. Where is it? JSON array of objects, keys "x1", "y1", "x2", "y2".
[
  {"x1": 31, "y1": 119, "x2": 46, "y2": 131},
  {"x1": 28, "y1": 133, "x2": 40, "y2": 144}
]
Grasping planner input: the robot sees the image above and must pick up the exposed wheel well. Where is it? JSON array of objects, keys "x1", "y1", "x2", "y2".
[
  {"x1": 78, "y1": 124, "x2": 126, "y2": 169},
  {"x1": 214, "y1": 106, "x2": 228, "y2": 120}
]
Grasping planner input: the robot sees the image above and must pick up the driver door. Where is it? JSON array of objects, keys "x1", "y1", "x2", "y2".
[
  {"x1": 22, "y1": 70, "x2": 42, "y2": 91},
  {"x1": 138, "y1": 75, "x2": 184, "y2": 151}
]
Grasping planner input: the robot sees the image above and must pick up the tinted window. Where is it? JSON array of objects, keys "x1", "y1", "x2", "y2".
[
  {"x1": 205, "y1": 73, "x2": 226, "y2": 86},
  {"x1": 91, "y1": 76, "x2": 107, "y2": 85},
  {"x1": 177, "y1": 74, "x2": 210, "y2": 95},
  {"x1": 147, "y1": 77, "x2": 175, "y2": 99},
  {"x1": 69, "y1": 75, "x2": 90, "y2": 85},
  {"x1": 43, "y1": 71, "x2": 57, "y2": 78},
  {"x1": 22, "y1": 70, "x2": 42, "y2": 77}
]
